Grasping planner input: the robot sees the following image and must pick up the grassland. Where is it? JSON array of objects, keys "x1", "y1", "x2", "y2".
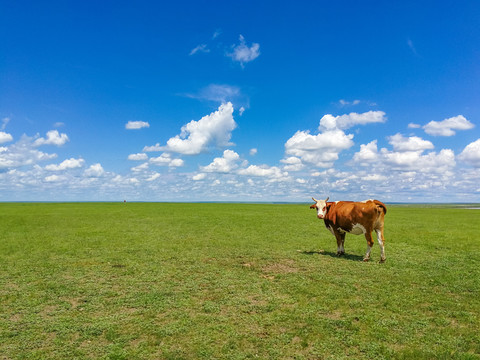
[{"x1": 0, "y1": 202, "x2": 479, "y2": 359}]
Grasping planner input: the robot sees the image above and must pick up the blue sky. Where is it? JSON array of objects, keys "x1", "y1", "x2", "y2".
[{"x1": 1, "y1": 1, "x2": 479, "y2": 202}]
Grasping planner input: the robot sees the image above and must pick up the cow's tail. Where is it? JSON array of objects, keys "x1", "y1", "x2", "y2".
[{"x1": 373, "y1": 200, "x2": 387, "y2": 215}]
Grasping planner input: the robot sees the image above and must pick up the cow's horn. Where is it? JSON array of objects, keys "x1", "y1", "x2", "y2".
[
  {"x1": 325, "y1": 197, "x2": 329, "y2": 202},
  {"x1": 312, "y1": 197, "x2": 318, "y2": 202}
]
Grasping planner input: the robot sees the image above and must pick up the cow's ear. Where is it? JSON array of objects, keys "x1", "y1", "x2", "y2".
[{"x1": 309, "y1": 204, "x2": 316, "y2": 209}]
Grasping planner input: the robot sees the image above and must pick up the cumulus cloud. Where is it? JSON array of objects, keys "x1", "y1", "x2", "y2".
[
  {"x1": 131, "y1": 162, "x2": 149, "y2": 172},
  {"x1": 146, "y1": 173, "x2": 161, "y2": 182},
  {"x1": 319, "y1": 111, "x2": 386, "y2": 131},
  {"x1": 192, "y1": 173, "x2": 207, "y2": 181},
  {"x1": 285, "y1": 129, "x2": 354, "y2": 168},
  {"x1": 238, "y1": 164, "x2": 289, "y2": 181},
  {"x1": 388, "y1": 133, "x2": 434, "y2": 152},
  {"x1": 423, "y1": 115, "x2": 474, "y2": 136},
  {"x1": 200, "y1": 150, "x2": 240, "y2": 173},
  {"x1": 84, "y1": 163, "x2": 105, "y2": 177},
  {"x1": 383, "y1": 148, "x2": 456, "y2": 173},
  {"x1": 352, "y1": 140, "x2": 379, "y2": 164},
  {"x1": 281, "y1": 156, "x2": 304, "y2": 171},
  {"x1": 159, "y1": 102, "x2": 237, "y2": 155},
  {"x1": 227, "y1": 35, "x2": 260, "y2": 67},
  {"x1": 0, "y1": 131, "x2": 13, "y2": 144},
  {"x1": 125, "y1": 121, "x2": 150, "y2": 130},
  {"x1": 458, "y1": 139, "x2": 480, "y2": 167},
  {"x1": 150, "y1": 153, "x2": 184, "y2": 167},
  {"x1": 128, "y1": 153, "x2": 148, "y2": 161},
  {"x1": 0, "y1": 135, "x2": 58, "y2": 170},
  {"x1": 45, "y1": 174, "x2": 62, "y2": 182},
  {"x1": 353, "y1": 135, "x2": 455, "y2": 174},
  {"x1": 283, "y1": 110, "x2": 385, "y2": 169},
  {"x1": 45, "y1": 158, "x2": 85, "y2": 171},
  {"x1": 34, "y1": 130, "x2": 69, "y2": 146}
]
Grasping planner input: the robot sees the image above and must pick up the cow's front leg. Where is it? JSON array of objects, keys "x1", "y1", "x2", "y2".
[
  {"x1": 363, "y1": 232, "x2": 374, "y2": 262},
  {"x1": 335, "y1": 232, "x2": 346, "y2": 256}
]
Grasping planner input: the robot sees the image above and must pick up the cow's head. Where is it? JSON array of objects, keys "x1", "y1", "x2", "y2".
[{"x1": 310, "y1": 197, "x2": 329, "y2": 219}]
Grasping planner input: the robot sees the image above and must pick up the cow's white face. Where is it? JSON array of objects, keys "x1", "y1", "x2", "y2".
[{"x1": 311, "y1": 197, "x2": 329, "y2": 219}]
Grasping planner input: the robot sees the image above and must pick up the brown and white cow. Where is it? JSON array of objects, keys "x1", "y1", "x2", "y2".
[{"x1": 310, "y1": 197, "x2": 387, "y2": 262}]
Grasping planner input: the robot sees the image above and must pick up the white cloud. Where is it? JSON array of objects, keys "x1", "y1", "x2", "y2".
[
  {"x1": 319, "y1": 111, "x2": 386, "y2": 131},
  {"x1": 284, "y1": 129, "x2": 354, "y2": 168},
  {"x1": 146, "y1": 173, "x2": 161, "y2": 182},
  {"x1": 227, "y1": 35, "x2": 260, "y2": 67},
  {"x1": 169, "y1": 158, "x2": 185, "y2": 167},
  {"x1": 149, "y1": 153, "x2": 184, "y2": 167},
  {"x1": 143, "y1": 143, "x2": 162, "y2": 152},
  {"x1": 128, "y1": 153, "x2": 148, "y2": 161},
  {"x1": 458, "y1": 139, "x2": 480, "y2": 167},
  {"x1": 388, "y1": 133, "x2": 434, "y2": 152},
  {"x1": 383, "y1": 148, "x2": 456, "y2": 173},
  {"x1": 352, "y1": 140, "x2": 379, "y2": 164},
  {"x1": 160, "y1": 102, "x2": 237, "y2": 155},
  {"x1": 362, "y1": 174, "x2": 387, "y2": 181},
  {"x1": 125, "y1": 121, "x2": 150, "y2": 130},
  {"x1": 249, "y1": 148, "x2": 257, "y2": 156},
  {"x1": 193, "y1": 173, "x2": 207, "y2": 181},
  {"x1": 189, "y1": 44, "x2": 210, "y2": 56},
  {"x1": 200, "y1": 150, "x2": 240, "y2": 173},
  {"x1": 408, "y1": 123, "x2": 421, "y2": 129},
  {"x1": 45, "y1": 158, "x2": 85, "y2": 171},
  {"x1": 281, "y1": 156, "x2": 304, "y2": 171},
  {"x1": 423, "y1": 115, "x2": 474, "y2": 136},
  {"x1": 0, "y1": 131, "x2": 13, "y2": 144},
  {"x1": 238, "y1": 164, "x2": 289, "y2": 181},
  {"x1": 45, "y1": 174, "x2": 62, "y2": 182},
  {"x1": 84, "y1": 163, "x2": 105, "y2": 177},
  {"x1": 34, "y1": 130, "x2": 69, "y2": 146},
  {"x1": 283, "y1": 111, "x2": 384, "y2": 169},
  {"x1": 131, "y1": 162, "x2": 149, "y2": 172},
  {"x1": 0, "y1": 135, "x2": 58, "y2": 170}
]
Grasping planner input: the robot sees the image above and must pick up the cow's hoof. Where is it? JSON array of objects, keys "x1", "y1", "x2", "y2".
[
  {"x1": 336, "y1": 251, "x2": 345, "y2": 256},
  {"x1": 379, "y1": 258, "x2": 386, "y2": 263},
  {"x1": 363, "y1": 257, "x2": 370, "y2": 262}
]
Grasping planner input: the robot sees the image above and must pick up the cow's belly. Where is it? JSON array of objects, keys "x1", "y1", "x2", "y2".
[{"x1": 338, "y1": 223, "x2": 366, "y2": 235}]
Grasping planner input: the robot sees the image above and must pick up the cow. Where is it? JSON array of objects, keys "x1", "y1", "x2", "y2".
[{"x1": 310, "y1": 197, "x2": 387, "y2": 262}]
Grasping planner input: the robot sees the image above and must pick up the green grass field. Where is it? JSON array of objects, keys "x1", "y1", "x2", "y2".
[{"x1": 1, "y1": 203, "x2": 479, "y2": 359}]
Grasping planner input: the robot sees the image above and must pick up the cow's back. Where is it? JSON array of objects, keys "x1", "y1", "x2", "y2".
[{"x1": 324, "y1": 200, "x2": 385, "y2": 233}]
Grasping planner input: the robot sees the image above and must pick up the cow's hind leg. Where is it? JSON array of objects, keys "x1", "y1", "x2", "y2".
[
  {"x1": 376, "y1": 228, "x2": 386, "y2": 263},
  {"x1": 336, "y1": 232, "x2": 346, "y2": 256},
  {"x1": 363, "y1": 232, "x2": 374, "y2": 262}
]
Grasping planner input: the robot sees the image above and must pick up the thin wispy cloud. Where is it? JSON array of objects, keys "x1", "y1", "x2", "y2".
[
  {"x1": 407, "y1": 38, "x2": 420, "y2": 57},
  {"x1": 1, "y1": 117, "x2": 10, "y2": 131},
  {"x1": 125, "y1": 121, "x2": 150, "y2": 130},
  {"x1": 189, "y1": 44, "x2": 210, "y2": 56}
]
